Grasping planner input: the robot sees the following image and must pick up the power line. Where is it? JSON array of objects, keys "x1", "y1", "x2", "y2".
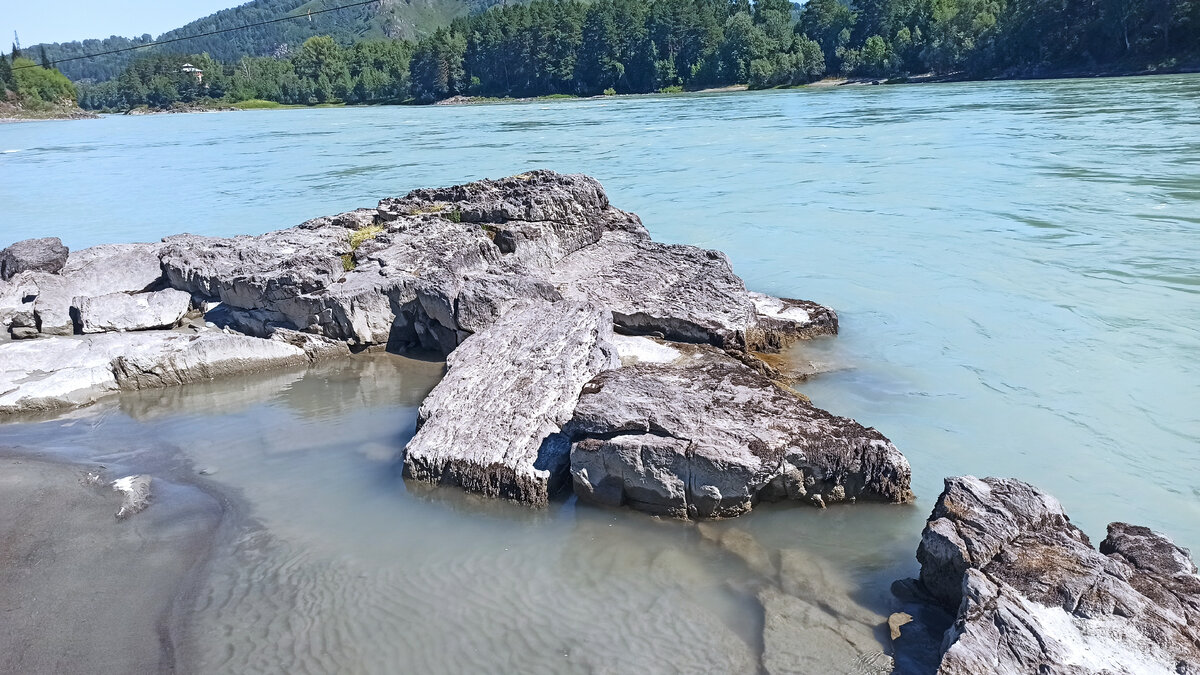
[{"x1": 10, "y1": 0, "x2": 380, "y2": 71}]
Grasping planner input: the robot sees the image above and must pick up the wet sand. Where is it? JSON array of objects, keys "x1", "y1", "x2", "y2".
[{"x1": 0, "y1": 454, "x2": 222, "y2": 674}]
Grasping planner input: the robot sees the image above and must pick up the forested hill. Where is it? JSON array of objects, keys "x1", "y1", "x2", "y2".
[{"x1": 25, "y1": 0, "x2": 509, "y2": 83}]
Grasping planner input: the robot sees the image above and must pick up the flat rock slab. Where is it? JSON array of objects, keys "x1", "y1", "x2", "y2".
[
  {"x1": 76, "y1": 289, "x2": 192, "y2": 333},
  {"x1": 0, "y1": 330, "x2": 313, "y2": 414},
  {"x1": 565, "y1": 346, "x2": 913, "y2": 518},
  {"x1": 551, "y1": 231, "x2": 757, "y2": 348},
  {"x1": 402, "y1": 301, "x2": 618, "y2": 505},
  {"x1": 899, "y1": 476, "x2": 1200, "y2": 674}
]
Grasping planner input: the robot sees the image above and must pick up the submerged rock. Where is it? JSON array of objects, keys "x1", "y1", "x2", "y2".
[
  {"x1": 898, "y1": 476, "x2": 1200, "y2": 674},
  {"x1": 111, "y1": 475, "x2": 152, "y2": 519},
  {"x1": 402, "y1": 301, "x2": 619, "y2": 505},
  {"x1": 0, "y1": 237, "x2": 68, "y2": 280},
  {"x1": 565, "y1": 345, "x2": 912, "y2": 518}
]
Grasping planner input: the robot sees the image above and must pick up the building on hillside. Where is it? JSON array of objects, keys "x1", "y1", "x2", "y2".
[{"x1": 180, "y1": 63, "x2": 204, "y2": 83}]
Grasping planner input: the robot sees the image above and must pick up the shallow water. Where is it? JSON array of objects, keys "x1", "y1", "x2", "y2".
[
  {"x1": 1, "y1": 356, "x2": 905, "y2": 673},
  {"x1": 1, "y1": 75, "x2": 1198, "y2": 671}
]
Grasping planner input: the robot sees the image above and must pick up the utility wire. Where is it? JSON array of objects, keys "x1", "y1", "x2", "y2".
[{"x1": 10, "y1": 0, "x2": 380, "y2": 71}]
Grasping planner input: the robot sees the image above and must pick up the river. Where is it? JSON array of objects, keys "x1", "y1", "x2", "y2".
[{"x1": 1, "y1": 75, "x2": 1198, "y2": 673}]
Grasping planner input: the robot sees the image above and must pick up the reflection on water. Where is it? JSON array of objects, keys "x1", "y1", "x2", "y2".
[{"x1": 1, "y1": 354, "x2": 913, "y2": 673}]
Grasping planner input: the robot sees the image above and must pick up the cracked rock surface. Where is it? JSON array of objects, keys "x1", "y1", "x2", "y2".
[
  {"x1": 896, "y1": 476, "x2": 1200, "y2": 675},
  {"x1": 402, "y1": 300, "x2": 618, "y2": 506},
  {"x1": 564, "y1": 344, "x2": 913, "y2": 518},
  {"x1": 0, "y1": 171, "x2": 904, "y2": 520}
]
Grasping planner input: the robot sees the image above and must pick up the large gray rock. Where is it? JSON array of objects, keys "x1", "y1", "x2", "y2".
[
  {"x1": 0, "y1": 330, "x2": 314, "y2": 414},
  {"x1": 58, "y1": 243, "x2": 165, "y2": 297},
  {"x1": 161, "y1": 172, "x2": 640, "y2": 355},
  {"x1": 899, "y1": 476, "x2": 1200, "y2": 675},
  {"x1": 76, "y1": 289, "x2": 192, "y2": 333},
  {"x1": 1, "y1": 243, "x2": 166, "y2": 336},
  {"x1": 0, "y1": 237, "x2": 68, "y2": 280},
  {"x1": 564, "y1": 344, "x2": 913, "y2": 518},
  {"x1": 402, "y1": 301, "x2": 619, "y2": 506}
]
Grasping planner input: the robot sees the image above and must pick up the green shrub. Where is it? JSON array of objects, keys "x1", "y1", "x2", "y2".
[
  {"x1": 11, "y1": 58, "x2": 77, "y2": 104},
  {"x1": 602, "y1": 87, "x2": 616, "y2": 96}
]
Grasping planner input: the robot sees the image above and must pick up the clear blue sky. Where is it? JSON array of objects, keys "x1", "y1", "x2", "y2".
[{"x1": 3, "y1": 1, "x2": 240, "y2": 48}]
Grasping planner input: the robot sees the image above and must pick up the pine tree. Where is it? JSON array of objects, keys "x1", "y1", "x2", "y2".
[{"x1": 39, "y1": 45, "x2": 51, "y2": 69}]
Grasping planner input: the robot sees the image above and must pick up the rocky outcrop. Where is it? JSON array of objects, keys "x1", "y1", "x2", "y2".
[
  {"x1": 896, "y1": 476, "x2": 1200, "y2": 675},
  {"x1": 75, "y1": 289, "x2": 192, "y2": 333},
  {"x1": 0, "y1": 237, "x2": 68, "y2": 280},
  {"x1": 154, "y1": 171, "x2": 824, "y2": 357},
  {"x1": 402, "y1": 301, "x2": 619, "y2": 505},
  {"x1": 2, "y1": 242, "x2": 166, "y2": 337},
  {"x1": 0, "y1": 172, "x2": 894, "y2": 520},
  {"x1": 565, "y1": 343, "x2": 912, "y2": 518},
  {"x1": 0, "y1": 330, "x2": 317, "y2": 414}
]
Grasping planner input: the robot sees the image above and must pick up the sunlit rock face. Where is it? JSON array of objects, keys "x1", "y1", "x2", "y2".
[
  {"x1": 0, "y1": 171, "x2": 907, "y2": 519},
  {"x1": 897, "y1": 476, "x2": 1200, "y2": 675}
]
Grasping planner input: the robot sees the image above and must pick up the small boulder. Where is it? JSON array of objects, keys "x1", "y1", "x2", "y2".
[
  {"x1": 0, "y1": 237, "x2": 69, "y2": 280},
  {"x1": 10, "y1": 326, "x2": 40, "y2": 340},
  {"x1": 75, "y1": 289, "x2": 192, "y2": 333}
]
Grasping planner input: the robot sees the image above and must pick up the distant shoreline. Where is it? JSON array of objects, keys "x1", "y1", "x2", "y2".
[{"x1": 8, "y1": 65, "x2": 1196, "y2": 122}]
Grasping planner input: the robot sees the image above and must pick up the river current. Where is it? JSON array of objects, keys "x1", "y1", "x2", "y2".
[{"x1": 1, "y1": 75, "x2": 1198, "y2": 673}]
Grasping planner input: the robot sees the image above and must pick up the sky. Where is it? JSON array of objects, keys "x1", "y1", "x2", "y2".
[{"x1": 3, "y1": 0, "x2": 241, "y2": 48}]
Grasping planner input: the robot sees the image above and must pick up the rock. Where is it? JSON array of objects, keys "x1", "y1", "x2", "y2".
[
  {"x1": 402, "y1": 301, "x2": 619, "y2": 505},
  {"x1": 160, "y1": 171, "x2": 640, "y2": 356},
  {"x1": 697, "y1": 523, "x2": 777, "y2": 580},
  {"x1": 0, "y1": 330, "x2": 314, "y2": 414},
  {"x1": 565, "y1": 345, "x2": 913, "y2": 518},
  {"x1": 0, "y1": 279, "x2": 37, "y2": 330},
  {"x1": 759, "y1": 587, "x2": 894, "y2": 675},
  {"x1": 3, "y1": 173, "x2": 898, "y2": 523},
  {"x1": 551, "y1": 231, "x2": 756, "y2": 349},
  {"x1": 58, "y1": 243, "x2": 166, "y2": 297},
  {"x1": 75, "y1": 289, "x2": 192, "y2": 333},
  {"x1": 888, "y1": 612, "x2": 913, "y2": 641},
  {"x1": 111, "y1": 475, "x2": 152, "y2": 519},
  {"x1": 0, "y1": 243, "x2": 166, "y2": 336},
  {"x1": 899, "y1": 476, "x2": 1200, "y2": 675},
  {"x1": 267, "y1": 327, "x2": 351, "y2": 361},
  {"x1": 10, "y1": 326, "x2": 39, "y2": 339},
  {"x1": 747, "y1": 292, "x2": 839, "y2": 351},
  {"x1": 0, "y1": 237, "x2": 68, "y2": 280}
]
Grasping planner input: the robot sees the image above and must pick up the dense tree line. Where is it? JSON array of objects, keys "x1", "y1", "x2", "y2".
[
  {"x1": 67, "y1": 0, "x2": 1200, "y2": 110},
  {"x1": 410, "y1": 0, "x2": 1199, "y2": 96},
  {"x1": 27, "y1": 0, "x2": 510, "y2": 84},
  {"x1": 77, "y1": 38, "x2": 412, "y2": 110}
]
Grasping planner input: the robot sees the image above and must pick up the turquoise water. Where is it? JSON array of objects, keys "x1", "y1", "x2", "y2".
[{"x1": 1, "y1": 75, "x2": 1199, "y2": 671}]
